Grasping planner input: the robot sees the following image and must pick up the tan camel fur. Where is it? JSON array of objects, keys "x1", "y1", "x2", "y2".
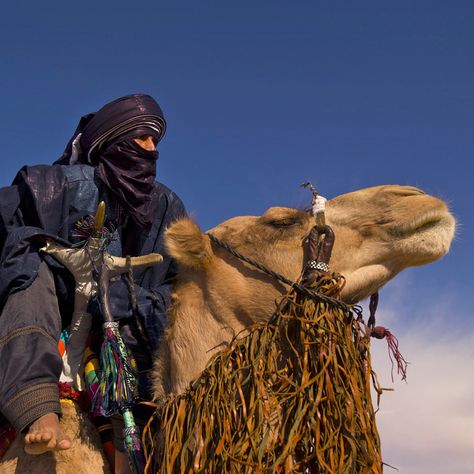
[
  {"x1": 1, "y1": 185, "x2": 455, "y2": 473},
  {"x1": 153, "y1": 185, "x2": 455, "y2": 398}
]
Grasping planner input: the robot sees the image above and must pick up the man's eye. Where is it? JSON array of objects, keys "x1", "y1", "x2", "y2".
[{"x1": 138, "y1": 136, "x2": 157, "y2": 145}]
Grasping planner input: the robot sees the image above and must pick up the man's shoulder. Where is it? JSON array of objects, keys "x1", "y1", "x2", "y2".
[
  {"x1": 7, "y1": 165, "x2": 67, "y2": 203},
  {"x1": 11, "y1": 163, "x2": 64, "y2": 183},
  {"x1": 0, "y1": 165, "x2": 63, "y2": 227},
  {"x1": 155, "y1": 181, "x2": 186, "y2": 217},
  {"x1": 155, "y1": 181, "x2": 183, "y2": 204},
  {"x1": 59, "y1": 164, "x2": 95, "y2": 183},
  {"x1": 11, "y1": 163, "x2": 95, "y2": 184},
  {"x1": 155, "y1": 181, "x2": 177, "y2": 198}
]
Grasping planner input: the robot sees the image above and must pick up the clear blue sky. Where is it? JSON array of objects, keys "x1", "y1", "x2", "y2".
[
  {"x1": 1, "y1": 2, "x2": 473, "y2": 471},
  {"x1": 1, "y1": 2, "x2": 472, "y2": 298}
]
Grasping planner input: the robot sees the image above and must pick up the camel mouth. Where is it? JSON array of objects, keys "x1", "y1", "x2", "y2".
[{"x1": 389, "y1": 209, "x2": 454, "y2": 238}]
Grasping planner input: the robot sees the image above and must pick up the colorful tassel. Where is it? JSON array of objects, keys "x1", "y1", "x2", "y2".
[{"x1": 92, "y1": 322, "x2": 138, "y2": 417}]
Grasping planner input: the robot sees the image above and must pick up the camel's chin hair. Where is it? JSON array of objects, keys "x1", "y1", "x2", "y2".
[
  {"x1": 340, "y1": 214, "x2": 455, "y2": 303},
  {"x1": 396, "y1": 214, "x2": 456, "y2": 266}
]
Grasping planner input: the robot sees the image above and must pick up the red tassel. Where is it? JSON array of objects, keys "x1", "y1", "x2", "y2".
[{"x1": 370, "y1": 326, "x2": 408, "y2": 382}]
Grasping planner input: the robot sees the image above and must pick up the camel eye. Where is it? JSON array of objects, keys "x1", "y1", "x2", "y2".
[{"x1": 268, "y1": 218, "x2": 300, "y2": 228}]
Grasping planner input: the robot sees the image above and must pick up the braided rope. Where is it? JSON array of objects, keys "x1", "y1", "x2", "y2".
[{"x1": 207, "y1": 233, "x2": 362, "y2": 316}]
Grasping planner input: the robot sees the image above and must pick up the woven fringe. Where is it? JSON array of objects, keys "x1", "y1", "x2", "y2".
[{"x1": 143, "y1": 274, "x2": 384, "y2": 473}]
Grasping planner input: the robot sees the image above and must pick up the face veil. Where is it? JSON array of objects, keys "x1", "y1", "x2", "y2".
[
  {"x1": 96, "y1": 136, "x2": 160, "y2": 227},
  {"x1": 55, "y1": 94, "x2": 167, "y2": 227}
]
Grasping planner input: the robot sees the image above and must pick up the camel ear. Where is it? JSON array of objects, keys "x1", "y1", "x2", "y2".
[{"x1": 165, "y1": 217, "x2": 213, "y2": 269}]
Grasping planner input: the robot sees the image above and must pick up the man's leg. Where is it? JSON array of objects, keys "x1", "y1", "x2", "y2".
[{"x1": 0, "y1": 261, "x2": 71, "y2": 454}]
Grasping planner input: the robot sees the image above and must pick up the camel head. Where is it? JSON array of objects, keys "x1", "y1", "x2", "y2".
[
  {"x1": 155, "y1": 184, "x2": 455, "y2": 397},
  {"x1": 167, "y1": 185, "x2": 454, "y2": 304},
  {"x1": 326, "y1": 185, "x2": 455, "y2": 301}
]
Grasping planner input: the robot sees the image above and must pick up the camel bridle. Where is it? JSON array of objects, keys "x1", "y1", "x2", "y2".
[{"x1": 207, "y1": 224, "x2": 358, "y2": 317}]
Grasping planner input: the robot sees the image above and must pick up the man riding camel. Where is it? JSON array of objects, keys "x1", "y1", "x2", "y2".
[{"x1": 0, "y1": 94, "x2": 186, "y2": 470}]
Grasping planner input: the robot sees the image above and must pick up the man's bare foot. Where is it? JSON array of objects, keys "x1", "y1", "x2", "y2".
[{"x1": 24, "y1": 413, "x2": 72, "y2": 455}]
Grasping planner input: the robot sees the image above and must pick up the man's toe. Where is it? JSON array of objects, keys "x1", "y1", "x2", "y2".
[
  {"x1": 57, "y1": 437, "x2": 72, "y2": 450},
  {"x1": 41, "y1": 432, "x2": 54, "y2": 443}
]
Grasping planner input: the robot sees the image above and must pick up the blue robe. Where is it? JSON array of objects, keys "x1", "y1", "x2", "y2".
[{"x1": 0, "y1": 163, "x2": 185, "y2": 431}]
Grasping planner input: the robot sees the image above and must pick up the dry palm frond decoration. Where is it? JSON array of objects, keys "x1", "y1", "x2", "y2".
[{"x1": 143, "y1": 273, "x2": 384, "y2": 473}]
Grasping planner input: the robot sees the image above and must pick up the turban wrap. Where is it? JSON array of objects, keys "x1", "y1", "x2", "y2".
[{"x1": 56, "y1": 94, "x2": 167, "y2": 227}]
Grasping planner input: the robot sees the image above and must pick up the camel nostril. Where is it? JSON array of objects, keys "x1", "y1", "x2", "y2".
[
  {"x1": 392, "y1": 186, "x2": 426, "y2": 197},
  {"x1": 408, "y1": 186, "x2": 425, "y2": 195}
]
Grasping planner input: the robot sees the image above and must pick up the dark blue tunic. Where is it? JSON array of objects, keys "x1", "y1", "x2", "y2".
[{"x1": 0, "y1": 163, "x2": 185, "y2": 431}]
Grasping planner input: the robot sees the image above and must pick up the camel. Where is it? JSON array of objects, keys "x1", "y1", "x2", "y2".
[
  {"x1": 153, "y1": 184, "x2": 455, "y2": 398},
  {"x1": 1, "y1": 184, "x2": 455, "y2": 473}
]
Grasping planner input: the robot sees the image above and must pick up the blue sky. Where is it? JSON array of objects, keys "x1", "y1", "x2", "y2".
[{"x1": 1, "y1": 2, "x2": 473, "y2": 471}]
